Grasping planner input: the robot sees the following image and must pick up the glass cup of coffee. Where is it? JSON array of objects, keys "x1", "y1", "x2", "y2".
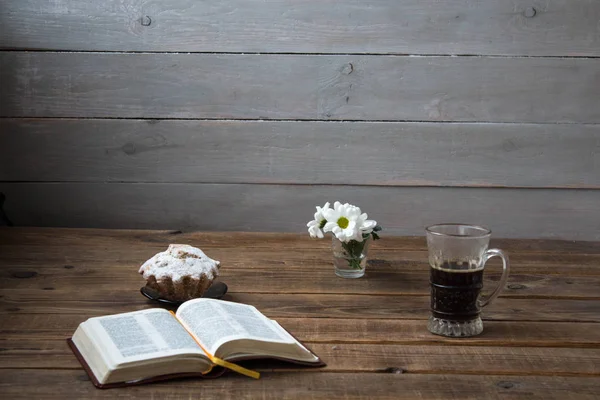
[{"x1": 425, "y1": 223, "x2": 510, "y2": 337}]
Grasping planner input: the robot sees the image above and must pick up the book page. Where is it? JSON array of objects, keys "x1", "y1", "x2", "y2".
[
  {"x1": 270, "y1": 320, "x2": 319, "y2": 361},
  {"x1": 177, "y1": 299, "x2": 293, "y2": 355},
  {"x1": 90, "y1": 309, "x2": 204, "y2": 363}
]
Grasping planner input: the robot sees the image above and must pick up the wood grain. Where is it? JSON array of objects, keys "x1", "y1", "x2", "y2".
[
  {"x1": 1, "y1": 370, "x2": 599, "y2": 400},
  {"x1": 1, "y1": 0, "x2": 599, "y2": 56},
  {"x1": 273, "y1": 319, "x2": 600, "y2": 347},
  {"x1": 2, "y1": 119, "x2": 598, "y2": 188},
  {"x1": 3, "y1": 246, "x2": 600, "y2": 276},
  {"x1": 2, "y1": 340, "x2": 599, "y2": 377},
  {"x1": 4, "y1": 315, "x2": 600, "y2": 348},
  {"x1": 2, "y1": 291, "x2": 599, "y2": 322},
  {"x1": 2, "y1": 229, "x2": 600, "y2": 398},
  {"x1": 2, "y1": 228, "x2": 599, "y2": 254},
  {"x1": 2, "y1": 53, "x2": 599, "y2": 123},
  {"x1": 2, "y1": 263, "x2": 599, "y2": 299},
  {"x1": 1, "y1": 184, "x2": 599, "y2": 240}
]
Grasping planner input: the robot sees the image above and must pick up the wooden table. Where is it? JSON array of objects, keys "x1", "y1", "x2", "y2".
[{"x1": 1, "y1": 228, "x2": 600, "y2": 399}]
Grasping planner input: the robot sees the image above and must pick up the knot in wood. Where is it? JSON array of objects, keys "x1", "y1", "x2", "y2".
[
  {"x1": 122, "y1": 143, "x2": 137, "y2": 155},
  {"x1": 524, "y1": 7, "x2": 536, "y2": 18},
  {"x1": 11, "y1": 271, "x2": 37, "y2": 279},
  {"x1": 342, "y1": 62, "x2": 354, "y2": 75},
  {"x1": 497, "y1": 381, "x2": 515, "y2": 389},
  {"x1": 141, "y1": 15, "x2": 152, "y2": 26}
]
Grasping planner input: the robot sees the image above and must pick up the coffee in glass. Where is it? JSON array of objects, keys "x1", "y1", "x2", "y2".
[{"x1": 426, "y1": 224, "x2": 510, "y2": 337}]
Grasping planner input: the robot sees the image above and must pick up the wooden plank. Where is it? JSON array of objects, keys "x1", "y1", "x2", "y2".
[
  {"x1": 312, "y1": 344, "x2": 599, "y2": 376},
  {"x1": 1, "y1": 184, "x2": 599, "y2": 240},
  {"x1": 2, "y1": 119, "x2": 599, "y2": 188},
  {"x1": 276, "y1": 319, "x2": 600, "y2": 347},
  {"x1": 2, "y1": 263, "x2": 600, "y2": 299},
  {"x1": 1, "y1": 370, "x2": 599, "y2": 399},
  {"x1": 2, "y1": 291, "x2": 599, "y2": 322},
  {"x1": 2, "y1": 339, "x2": 599, "y2": 377},
  {"x1": 2, "y1": 53, "x2": 599, "y2": 123},
  {"x1": 3, "y1": 246, "x2": 600, "y2": 276},
  {"x1": 4, "y1": 315, "x2": 600, "y2": 348},
  {"x1": 1, "y1": 0, "x2": 599, "y2": 56},
  {"x1": 2, "y1": 228, "x2": 599, "y2": 254}
]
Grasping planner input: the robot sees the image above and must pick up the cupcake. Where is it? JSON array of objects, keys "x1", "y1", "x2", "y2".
[{"x1": 139, "y1": 244, "x2": 220, "y2": 302}]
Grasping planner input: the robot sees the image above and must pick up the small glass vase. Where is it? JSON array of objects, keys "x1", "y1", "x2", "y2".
[{"x1": 331, "y1": 236, "x2": 371, "y2": 278}]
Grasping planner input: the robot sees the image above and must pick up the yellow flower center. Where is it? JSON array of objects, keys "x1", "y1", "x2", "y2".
[{"x1": 337, "y1": 217, "x2": 349, "y2": 229}]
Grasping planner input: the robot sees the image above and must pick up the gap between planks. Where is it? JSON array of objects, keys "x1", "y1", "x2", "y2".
[
  {"x1": 1, "y1": 116, "x2": 600, "y2": 126},
  {"x1": 3, "y1": 181, "x2": 599, "y2": 190},
  {"x1": 1, "y1": 49, "x2": 600, "y2": 59},
  {"x1": 0, "y1": 367, "x2": 596, "y2": 378}
]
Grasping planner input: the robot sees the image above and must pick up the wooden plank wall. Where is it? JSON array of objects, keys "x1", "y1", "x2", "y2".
[{"x1": 0, "y1": 0, "x2": 599, "y2": 239}]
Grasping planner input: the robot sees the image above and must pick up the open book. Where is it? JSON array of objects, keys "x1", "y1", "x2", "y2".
[{"x1": 69, "y1": 299, "x2": 324, "y2": 388}]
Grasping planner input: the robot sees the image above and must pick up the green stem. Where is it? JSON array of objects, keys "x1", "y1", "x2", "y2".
[{"x1": 341, "y1": 240, "x2": 367, "y2": 269}]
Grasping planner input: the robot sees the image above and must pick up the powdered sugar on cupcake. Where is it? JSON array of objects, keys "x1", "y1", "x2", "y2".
[{"x1": 139, "y1": 244, "x2": 220, "y2": 282}]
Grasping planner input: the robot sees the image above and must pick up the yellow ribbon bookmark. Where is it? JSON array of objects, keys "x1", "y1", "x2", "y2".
[
  {"x1": 208, "y1": 356, "x2": 260, "y2": 380},
  {"x1": 169, "y1": 311, "x2": 260, "y2": 379}
]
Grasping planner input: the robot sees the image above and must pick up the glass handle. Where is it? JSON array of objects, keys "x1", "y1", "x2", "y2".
[{"x1": 478, "y1": 248, "x2": 510, "y2": 308}]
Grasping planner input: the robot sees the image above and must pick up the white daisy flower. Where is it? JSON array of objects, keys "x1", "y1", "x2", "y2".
[
  {"x1": 306, "y1": 202, "x2": 331, "y2": 239},
  {"x1": 323, "y1": 202, "x2": 363, "y2": 243},
  {"x1": 356, "y1": 212, "x2": 377, "y2": 237}
]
